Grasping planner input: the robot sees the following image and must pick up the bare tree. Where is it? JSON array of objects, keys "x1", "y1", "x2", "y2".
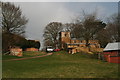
[
  {"x1": 2, "y1": 2, "x2": 28, "y2": 35},
  {"x1": 43, "y1": 22, "x2": 63, "y2": 48},
  {"x1": 106, "y1": 14, "x2": 120, "y2": 42},
  {"x1": 72, "y1": 12, "x2": 106, "y2": 47},
  {"x1": 1, "y1": 2, "x2": 28, "y2": 53},
  {"x1": 96, "y1": 28, "x2": 111, "y2": 48},
  {"x1": 63, "y1": 23, "x2": 82, "y2": 38}
]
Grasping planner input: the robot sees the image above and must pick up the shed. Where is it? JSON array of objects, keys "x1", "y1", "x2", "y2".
[{"x1": 103, "y1": 42, "x2": 120, "y2": 63}]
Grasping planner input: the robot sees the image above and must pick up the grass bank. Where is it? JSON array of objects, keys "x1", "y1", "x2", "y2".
[{"x1": 2, "y1": 51, "x2": 119, "y2": 78}]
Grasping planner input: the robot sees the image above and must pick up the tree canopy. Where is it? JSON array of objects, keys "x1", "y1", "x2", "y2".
[
  {"x1": 64, "y1": 13, "x2": 106, "y2": 47},
  {"x1": 1, "y1": 2, "x2": 28, "y2": 53},
  {"x1": 43, "y1": 22, "x2": 63, "y2": 48},
  {"x1": 2, "y1": 2, "x2": 28, "y2": 35}
]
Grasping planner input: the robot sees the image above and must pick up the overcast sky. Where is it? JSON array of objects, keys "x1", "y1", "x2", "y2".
[{"x1": 12, "y1": 2, "x2": 118, "y2": 49}]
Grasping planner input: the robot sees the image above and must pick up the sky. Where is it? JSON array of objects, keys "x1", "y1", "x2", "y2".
[
  {"x1": 1, "y1": 0, "x2": 120, "y2": 2},
  {"x1": 1, "y1": 1, "x2": 119, "y2": 49}
]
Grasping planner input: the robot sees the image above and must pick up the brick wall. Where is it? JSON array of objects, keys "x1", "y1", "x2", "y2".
[
  {"x1": 25, "y1": 48, "x2": 39, "y2": 51},
  {"x1": 90, "y1": 48, "x2": 103, "y2": 52},
  {"x1": 69, "y1": 47, "x2": 89, "y2": 54},
  {"x1": 106, "y1": 55, "x2": 120, "y2": 63},
  {"x1": 10, "y1": 48, "x2": 22, "y2": 57},
  {"x1": 60, "y1": 32, "x2": 102, "y2": 53},
  {"x1": 103, "y1": 51, "x2": 119, "y2": 56},
  {"x1": 102, "y1": 51, "x2": 120, "y2": 63}
]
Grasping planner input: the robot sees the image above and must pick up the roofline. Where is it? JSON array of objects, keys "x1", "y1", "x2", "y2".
[
  {"x1": 103, "y1": 42, "x2": 120, "y2": 51},
  {"x1": 103, "y1": 49, "x2": 120, "y2": 52}
]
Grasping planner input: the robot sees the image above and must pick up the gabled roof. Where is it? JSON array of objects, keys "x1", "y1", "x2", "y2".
[{"x1": 103, "y1": 42, "x2": 120, "y2": 51}]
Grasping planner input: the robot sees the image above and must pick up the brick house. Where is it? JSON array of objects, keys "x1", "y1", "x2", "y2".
[{"x1": 59, "y1": 31, "x2": 103, "y2": 54}]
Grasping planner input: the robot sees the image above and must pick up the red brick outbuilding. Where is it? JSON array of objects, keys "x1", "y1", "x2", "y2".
[{"x1": 103, "y1": 42, "x2": 120, "y2": 63}]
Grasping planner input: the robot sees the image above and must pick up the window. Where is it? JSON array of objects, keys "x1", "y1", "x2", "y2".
[
  {"x1": 64, "y1": 34, "x2": 67, "y2": 37},
  {"x1": 73, "y1": 40, "x2": 76, "y2": 43}
]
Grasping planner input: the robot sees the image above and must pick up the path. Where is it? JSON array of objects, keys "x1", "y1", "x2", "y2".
[{"x1": 3, "y1": 53, "x2": 53, "y2": 61}]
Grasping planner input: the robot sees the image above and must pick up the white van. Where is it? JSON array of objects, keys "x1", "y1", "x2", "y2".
[{"x1": 46, "y1": 46, "x2": 54, "y2": 52}]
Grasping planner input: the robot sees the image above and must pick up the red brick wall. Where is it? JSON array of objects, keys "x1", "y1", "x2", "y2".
[
  {"x1": 103, "y1": 51, "x2": 120, "y2": 63},
  {"x1": 10, "y1": 48, "x2": 22, "y2": 56},
  {"x1": 103, "y1": 51, "x2": 119, "y2": 56},
  {"x1": 108, "y1": 56, "x2": 120, "y2": 63},
  {"x1": 26, "y1": 48, "x2": 38, "y2": 51}
]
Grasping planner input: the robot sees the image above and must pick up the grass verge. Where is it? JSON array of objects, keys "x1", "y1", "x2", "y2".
[{"x1": 2, "y1": 51, "x2": 119, "y2": 78}]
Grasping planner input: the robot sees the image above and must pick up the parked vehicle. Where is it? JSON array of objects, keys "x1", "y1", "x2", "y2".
[
  {"x1": 54, "y1": 48, "x2": 61, "y2": 52},
  {"x1": 46, "y1": 46, "x2": 54, "y2": 52}
]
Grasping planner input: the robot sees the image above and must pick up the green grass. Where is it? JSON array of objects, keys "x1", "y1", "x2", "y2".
[
  {"x1": 23, "y1": 51, "x2": 46, "y2": 57},
  {"x1": 2, "y1": 51, "x2": 119, "y2": 78},
  {"x1": 2, "y1": 51, "x2": 46, "y2": 60}
]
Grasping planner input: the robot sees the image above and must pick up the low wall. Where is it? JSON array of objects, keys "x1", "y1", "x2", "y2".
[
  {"x1": 90, "y1": 48, "x2": 103, "y2": 52},
  {"x1": 70, "y1": 47, "x2": 103, "y2": 54},
  {"x1": 26, "y1": 48, "x2": 39, "y2": 51}
]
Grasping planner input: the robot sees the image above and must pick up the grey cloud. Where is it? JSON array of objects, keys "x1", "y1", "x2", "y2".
[{"x1": 14, "y1": 2, "x2": 117, "y2": 49}]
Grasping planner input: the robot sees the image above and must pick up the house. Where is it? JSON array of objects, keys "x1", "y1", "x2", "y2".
[
  {"x1": 10, "y1": 47, "x2": 22, "y2": 57},
  {"x1": 59, "y1": 31, "x2": 103, "y2": 54},
  {"x1": 103, "y1": 42, "x2": 120, "y2": 63},
  {"x1": 25, "y1": 48, "x2": 39, "y2": 51}
]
